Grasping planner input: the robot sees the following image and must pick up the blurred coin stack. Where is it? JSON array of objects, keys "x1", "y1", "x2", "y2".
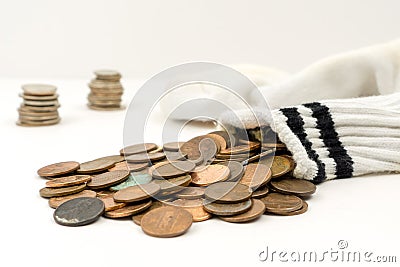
[
  {"x1": 87, "y1": 70, "x2": 124, "y2": 110},
  {"x1": 17, "y1": 84, "x2": 61, "y2": 127}
]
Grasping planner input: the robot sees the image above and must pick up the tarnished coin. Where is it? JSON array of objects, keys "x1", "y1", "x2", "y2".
[
  {"x1": 267, "y1": 200, "x2": 308, "y2": 216},
  {"x1": 163, "y1": 142, "x2": 184, "y2": 152},
  {"x1": 89, "y1": 80, "x2": 123, "y2": 89},
  {"x1": 260, "y1": 192, "x2": 303, "y2": 213},
  {"x1": 152, "y1": 175, "x2": 192, "y2": 193},
  {"x1": 48, "y1": 190, "x2": 97, "y2": 208},
  {"x1": 113, "y1": 183, "x2": 161, "y2": 203},
  {"x1": 151, "y1": 161, "x2": 196, "y2": 179},
  {"x1": 175, "y1": 187, "x2": 205, "y2": 199},
  {"x1": 270, "y1": 178, "x2": 316, "y2": 197},
  {"x1": 203, "y1": 199, "x2": 252, "y2": 216},
  {"x1": 171, "y1": 199, "x2": 211, "y2": 222},
  {"x1": 125, "y1": 152, "x2": 165, "y2": 163},
  {"x1": 20, "y1": 93, "x2": 58, "y2": 101},
  {"x1": 251, "y1": 185, "x2": 269, "y2": 198},
  {"x1": 18, "y1": 109, "x2": 58, "y2": 117},
  {"x1": 97, "y1": 193, "x2": 126, "y2": 211},
  {"x1": 19, "y1": 104, "x2": 59, "y2": 112},
  {"x1": 23, "y1": 100, "x2": 59, "y2": 107},
  {"x1": 240, "y1": 163, "x2": 272, "y2": 189},
  {"x1": 219, "y1": 199, "x2": 266, "y2": 223},
  {"x1": 87, "y1": 170, "x2": 130, "y2": 190},
  {"x1": 198, "y1": 138, "x2": 218, "y2": 163},
  {"x1": 205, "y1": 182, "x2": 252, "y2": 203},
  {"x1": 104, "y1": 199, "x2": 153, "y2": 218},
  {"x1": 110, "y1": 172, "x2": 152, "y2": 191},
  {"x1": 45, "y1": 175, "x2": 91, "y2": 188},
  {"x1": 94, "y1": 70, "x2": 121, "y2": 80},
  {"x1": 120, "y1": 143, "x2": 158, "y2": 156},
  {"x1": 19, "y1": 114, "x2": 58, "y2": 121},
  {"x1": 270, "y1": 156, "x2": 292, "y2": 179},
  {"x1": 87, "y1": 104, "x2": 124, "y2": 111},
  {"x1": 164, "y1": 151, "x2": 187, "y2": 161},
  {"x1": 53, "y1": 197, "x2": 105, "y2": 226},
  {"x1": 191, "y1": 164, "x2": 230, "y2": 186},
  {"x1": 219, "y1": 142, "x2": 260, "y2": 155},
  {"x1": 132, "y1": 201, "x2": 164, "y2": 226},
  {"x1": 39, "y1": 184, "x2": 86, "y2": 198},
  {"x1": 22, "y1": 84, "x2": 57, "y2": 96},
  {"x1": 37, "y1": 161, "x2": 80, "y2": 178},
  {"x1": 17, "y1": 118, "x2": 60, "y2": 127},
  {"x1": 108, "y1": 161, "x2": 149, "y2": 172},
  {"x1": 77, "y1": 156, "x2": 122, "y2": 174},
  {"x1": 221, "y1": 161, "x2": 245, "y2": 181},
  {"x1": 141, "y1": 206, "x2": 193, "y2": 238}
]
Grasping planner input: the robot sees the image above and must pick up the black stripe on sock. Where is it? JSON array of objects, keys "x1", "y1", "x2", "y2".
[
  {"x1": 280, "y1": 107, "x2": 326, "y2": 183},
  {"x1": 304, "y1": 102, "x2": 354, "y2": 179}
]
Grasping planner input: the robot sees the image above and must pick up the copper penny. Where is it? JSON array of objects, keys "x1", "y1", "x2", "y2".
[
  {"x1": 48, "y1": 190, "x2": 97, "y2": 208},
  {"x1": 171, "y1": 199, "x2": 211, "y2": 222},
  {"x1": 204, "y1": 182, "x2": 252, "y2": 203},
  {"x1": 209, "y1": 131, "x2": 233, "y2": 147},
  {"x1": 77, "y1": 156, "x2": 123, "y2": 174},
  {"x1": 191, "y1": 164, "x2": 230, "y2": 186},
  {"x1": 113, "y1": 183, "x2": 161, "y2": 203},
  {"x1": 239, "y1": 163, "x2": 271, "y2": 189},
  {"x1": 97, "y1": 193, "x2": 126, "y2": 211},
  {"x1": 163, "y1": 142, "x2": 184, "y2": 152},
  {"x1": 175, "y1": 187, "x2": 205, "y2": 199},
  {"x1": 132, "y1": 201, "x2": 165, "y2": 226},
  {"x1": 221, "y1": 161, "x2": 244, "y2": 181},
  {"x1": 198, "y1": 138, "x2": 218, "y2": 163},
  {"x1": 125, "y1": 152, "x2": 165, "y2": 163},
  {"x1": 252, "y1": 185, "x2": 270, "y2": 198},
  {"x1": 87, "y1": 170, "x2": 130, "y2": 190},
  {"x1": 219, "y1": 199, "x2": 266, "y2": 223},
  {"x1": 37, "y1": 161, "x2": 80, "y2": 178},
  {"x1": 119, "y1": 143, "x2": 158, "y2": 156},
  {"x1": 151, "y1": 161, "x2": 196, "y2": 179},
  {"x1": 260, "y1": 192, "x2": 303, "y2": 213},
  {"x1": 104, "y1": 199, "x2": 152, "y2": 218},
  {"x1": 152, "y1": 175, "x2": 192, "y2": 193},
  {"x1": 267, "y1": 200, "x2": 308, "y2": 216},
  {"x1": 164, "y1": 151, "x2": 187, "y2": 161},
  {"x1": 109, "y1": 161, "x2": 149, "y2": 172},
  {"x1": 206, "y1": 133, "x2": 227, "y2": 151},
  {"x1": 141, "y1": 206, "x2": 193, "y2": 238},
  {"x1": 219, "y1": 142, "x2": 260, "y2": 155},
  {"x1": 270, "y1": 178, "x2": 316, "y2": 197},
  {"x1": 270, "y1": 156, "x2": 292, "y2": 178},
  {"x1": 45, "y1": 175, "x2": 91, "y2": 188},
  {"x1": 39, "y1": 184, "x2": 86, "y2": 198},
  {"x1": 203, "y1": 199, "x2": 252, "y2": 216},
  {"x1": 180, "y1": 135, "x2": 211, "y2": 160}
]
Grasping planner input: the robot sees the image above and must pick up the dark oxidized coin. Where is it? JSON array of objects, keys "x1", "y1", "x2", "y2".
[
  {"x1": 53, "y1": 197, "x2": 105, "y2": 226},
  {"x1": 270, "y1": 178, "x2": 316, "y2": 197}
]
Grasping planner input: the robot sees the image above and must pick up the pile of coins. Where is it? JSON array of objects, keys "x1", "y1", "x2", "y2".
[
  {"x1": 17, "y1": 84, "x2": 61, "y2": 127},
  {"x1": 37, "y1": 131, "x2": 316, "y2": 238},
  {"x1": 87, "y1": 70, "x2": 124, "y2": 111}
]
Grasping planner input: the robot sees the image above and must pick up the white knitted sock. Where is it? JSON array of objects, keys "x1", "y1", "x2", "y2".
[{"x1": 271, "y1": 93, "x2": 400, "y2": 182}]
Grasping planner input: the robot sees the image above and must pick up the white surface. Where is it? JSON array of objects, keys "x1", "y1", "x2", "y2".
[
  {"x1": 1, "y1": 0, "x2": 400, "y2": 79},
  {"x1": 0, "y1": 79, "x2": 399, "y2": 267}
]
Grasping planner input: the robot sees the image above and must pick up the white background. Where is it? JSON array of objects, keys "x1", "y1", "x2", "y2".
[{"x1": 1, "y1": 1, "x2": 400, "y2": 267}]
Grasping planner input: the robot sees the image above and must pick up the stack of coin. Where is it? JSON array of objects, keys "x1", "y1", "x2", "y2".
[
  {"x1": 17, "y1": 84, "x2": 61, "y2": 127},
  {"x1": 87, "y1": 70, "x2": 124, "y2": 110},
  {"x1": 36, "y1": 131, "x2": 317, "y2": 238}
]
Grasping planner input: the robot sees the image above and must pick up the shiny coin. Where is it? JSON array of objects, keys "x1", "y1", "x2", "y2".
[
  {"x1": 48, "y1": 190, "x2": 97, "y2": 209},
  {"x1": 125, "y1": 152, "x2": 165, "y2": 163},
  {"x1": 37, "y1": 161, "x2": 80, "y2": 178},
  {"x1": 221, "y1": 161, "x2": 244, "y2": 181},
  {"x1": 20, "y1": 93, "x2": 58, "y2": 101},
  {"x1": 270, "y1": 178, "x2": 316, "y2": 197},
  {"x1": 113, "y1": 183, "x2": 161, "y2": 203},
  {"x1": 191, "y1": 164, "x2": 230, "y2": 186},
  {"x1": 180, "y1": 135, "x2": 208, "y2": 160},
  {"x1": 22, "y1": 84, "x2": 57, "y2": 96},
  {"x1": 171, "y1": 199, "x2": 211, "y2": 222},
  {"x1": 141, "y1": 206, "x2": 193, "y2": 238},
  {"x1": 267, "y1": 200, "x2": 308, "y2": 216},
  {"x1": 97, "y1": 193, "x2": 126, "y2": 211},
  {"x1": 175, "y1": 187, "x2": 205, "y2": 199},
  {"x1": 77, "y1": 156, "x2": 121, "y2": 174},
  {"x1": 240, "y1": 163, "x2": 271, "y2": 189},
  {"x1": 260, "y1": 192, "x2": 303, "y2": 213},
  {"x1": 151, "y1": 161, "x2": 196, "y2": 179},
  {"x1": 53, "y1": 197, "x2": 104, "y2": 226},
  {"x1": 152, "y1": 175, "x2": 192, "y2": 193},
  {"x1": 120, "y1": 143, "x2": 158, "y2": 156},
  {"x1": 39, "y1": 184, "x2": 86, "y2": 198},
  {"x1": 251, "y1": 185, "x2": 269, "y2": 198},
  {"x1": 45, "y1": 175, "x2": 91, "y2": 188},
  {"x1": 17, "y1": 118, "x2": 60, "y2": 127},
  {"x1": 104, "y1": 199, "x2": 152, "y2": 218},
  {"x1": 219, "y1": 199, "x2": 266, "y2": 223},
  {"x1": 132, "y1": 201, "x2": 165, "y2": 226},
  {"x1": 205, "y1": 182, "x2": 252, "y2": 203},
  {"x1": 87, "y1": 170, "x2": 130, "y2": 190},
  {"x1": 110, "y1": 172, "x2": 152, "y2": 191},
  {"x1": 94, "y1": 70, "x2": 121, "y2": 80},
  {"x1": 271, "y1": 156, "x2": 292, "y2": 178},
  {"x1": 203, "y1": 199, "x2": 252, "y2": 216},
  {"x1": 162, "y1": 142, "x2": 184, "y2": 151}
]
